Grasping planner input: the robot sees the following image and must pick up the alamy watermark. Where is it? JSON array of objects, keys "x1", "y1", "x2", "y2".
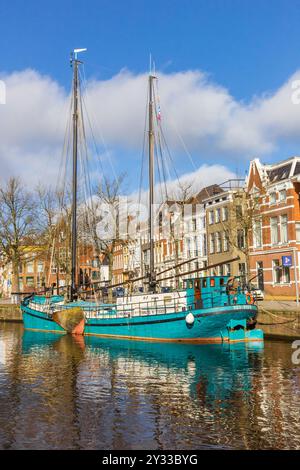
[
  {"x1": 95, "y1": 199, "x2": 199, "y2": 241},
  {"x1": 291, "y1": 340, "x2": 300, "y2": 364},
  {"x1": 0, "y1": 80, "x2": 6, "y2": 104}
]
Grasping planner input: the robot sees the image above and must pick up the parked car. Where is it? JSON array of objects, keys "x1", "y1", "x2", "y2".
[
  {"x1": 161, "y1": 286, "x2": 171, "y2": 293},
  {"x1": 250, "y1": 287, "x2": 264, "y2": 301},
  {"x1": 113, "y1": 287, "x2": 125, "y2": 297}
]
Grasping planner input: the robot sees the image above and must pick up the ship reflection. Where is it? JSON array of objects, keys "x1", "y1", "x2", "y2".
[
  {"x1": 0, "y1": 328, "x2": 293, "y2": 449},
  {"x1": 22, "y1": 330, "x2": 264, "y2": 407}
]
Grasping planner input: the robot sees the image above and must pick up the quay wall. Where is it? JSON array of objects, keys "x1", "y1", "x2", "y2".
[{"x1": 0, "y1": 303, "x2": 22, "y2": 322}]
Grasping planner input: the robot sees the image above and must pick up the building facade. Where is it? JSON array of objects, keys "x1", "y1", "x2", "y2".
[
  {"x1": 246, "y1": 157, "x2": 300, "y2": 299},
  {"x1": 204, "y1": 181, "x2": 248, "y2": 281}
]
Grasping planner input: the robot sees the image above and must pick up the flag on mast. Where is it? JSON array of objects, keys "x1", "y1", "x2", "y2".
[{"x1": 156, "y1": 103, "x2": 161, "y2": 121}]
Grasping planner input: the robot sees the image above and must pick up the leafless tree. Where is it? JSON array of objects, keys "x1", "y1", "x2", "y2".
[
  {"x1": 220, "y1": 189, "x2": 260, "y2": 282},
  {"x1": 85, "y1": 173, "x2": 127, "y2": 298},
  {"x1": 0, "y1": 178, "x2": 37, "y2": 298}
]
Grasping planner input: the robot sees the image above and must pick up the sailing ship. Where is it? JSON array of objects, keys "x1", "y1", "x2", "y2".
[{"x1": 21, "y1": 50, "x2": 263, "y2": 344}]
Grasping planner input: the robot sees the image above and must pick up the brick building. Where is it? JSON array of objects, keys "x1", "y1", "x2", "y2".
[{"x1": 246, "y1": 157, "x2": 300, "y2": 299}]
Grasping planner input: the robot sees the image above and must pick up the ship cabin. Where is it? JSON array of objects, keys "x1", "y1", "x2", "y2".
[{"x1": 184, "y1": 275, "x2": 249, "y2": 310}]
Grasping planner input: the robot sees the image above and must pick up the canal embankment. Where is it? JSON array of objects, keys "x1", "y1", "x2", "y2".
[
  {"x1": 0, "y1": 302, "x2": 22, "y2": 322},
  {"x1": 257, "y1": 300, "x2": 300, "y2": 340}
]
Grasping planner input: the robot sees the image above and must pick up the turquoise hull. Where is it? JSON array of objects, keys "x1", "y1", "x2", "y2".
[{"x1": 21, "y1": 302, "x2": 262, "y2": 343}]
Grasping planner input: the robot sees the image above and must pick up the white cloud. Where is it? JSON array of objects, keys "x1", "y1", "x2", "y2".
[
  {"x1": 128, "y1": 163, "x2": 236, "y2": 208},
  {"x1": 1, "y1": 67, "x2": 300, "y2": 188}
]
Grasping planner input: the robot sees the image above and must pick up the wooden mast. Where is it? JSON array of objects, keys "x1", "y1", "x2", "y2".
[
  {"x1": 70, "y1": 48, "x2": 86, "y2": 301},
  {"x1": 148, "y1": 73, "x2": 156, "y2": 292}
]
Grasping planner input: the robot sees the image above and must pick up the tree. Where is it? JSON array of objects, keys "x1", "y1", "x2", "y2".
[
  {"x1": 220, "y1": 188, "x2": 260, "y2": 283},
  {"x1": 159, "y1": 181, "x2": 193, "y2": 288},
  {"x1": 0, "y1": 178, "x2": 37, "y2": 299},
  {"x1": 84, "y1": 173, "x2": 127, "y2": 298},
  {"x1": 35, "y1": 185, "x2": 72, "y2": 290}
]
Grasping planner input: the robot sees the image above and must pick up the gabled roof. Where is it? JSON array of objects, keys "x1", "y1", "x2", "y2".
[
  {"x1": 191, "y1": 184, "x2": 222, "y2": 204},
  {"x1": 247, "y1": 156, "x2": 300, "y2": 188}
]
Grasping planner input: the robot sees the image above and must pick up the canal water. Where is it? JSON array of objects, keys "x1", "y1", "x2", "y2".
[{"x1": 0, "y1": 323, "x2": 299, "y2": 450}]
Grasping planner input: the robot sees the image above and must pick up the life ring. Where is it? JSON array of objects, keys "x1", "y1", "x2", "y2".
[{"x1": 246, "y1": 292, "x2": 254, "y2": 304}]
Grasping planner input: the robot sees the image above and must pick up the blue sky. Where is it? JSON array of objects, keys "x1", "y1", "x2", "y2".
[
  {"x1": 1, "y1": 0, "x2": 300, "y2": 192},
  {"x1": 2, "y1": 0, "x2": 300, "y2": 97}
]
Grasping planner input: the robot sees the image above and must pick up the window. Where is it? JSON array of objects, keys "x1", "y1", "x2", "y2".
[
  {"x1": 253, "y1": 220, "x2": 262, "y2": 248},
  {"x1": 187, "y1": 238, "x2": 191, "y2": 257},
  {"x1": 216, "y1": 232, "x2": 222, "y2": 253},
  {"x1": 270, "y1": 217, "x2": 279, "y2": 245},
  {"x1": 192, "y1": 218, "x2": 197, "y2": 231},
  {"x1": 203, "y1": 233, "x2": 207, "y2": 256},
  {"x1": 236, "y1": 205, "x2": 243, "y2": 218},
  {"x1": 26, "y1": 261, "x2": 34, "y2": 273},
  {"x1": 239, "y1": 263, "x2": 246, "y2": 276},
  {"x1": 273, "y1": 259, "x2": 281, "y2": 284},
  {"x1": 237, "y1": 229, "x2": 245, "y2": 249},
  {"x1": 209, "y1": 233, "x2": 215, "y2": 254},
  {"x1": 209, "y1": 210, "x2": 214, "y2": 225},
  {"x1": 202, "y1": 216, "x2": 206, "y2": 229},
  {"x1": 222, "y1": 207, "x2": 228, "y2": 221},
  {"x1": 225, "y1": 264, "x2": 231, "y2": 276},
  {"x1": 239, "y1": 263, "x2": 246, "y2": 285},
  {"x1": 37, "y1": 262, "x2": 44, "y2": 273},
  {"x1": 194, "y1": 236, "x2": 198, "y2": 256},
  {"x1": 215, "y1": 208, "x2": 221, "y2": 223},
  {"x1": 280, "y1": 214, "x2": 288, "y2": 244},
  {"x1": 270, "y1": 192, "x2": 276, "y2": 204},
  {"x1": 279, "y1": 189, "x2": 287, "y2": 202},
  {"x1": 26, "y1": 276, "x2": 34, "y2": 287},
  {"x1": 223, "y1": 231, "x2": 229, "y2": 252},
  {"x1": 283, "y1": 266, "x2": 290, "y2": 283},
  {"x1": 296, "y1": 222, "x2": 300, "y2": 242}
]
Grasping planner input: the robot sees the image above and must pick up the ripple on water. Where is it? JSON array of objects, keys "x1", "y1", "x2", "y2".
[{"x1": 0, "y1": 325, "x2": 300, "y2": 449}]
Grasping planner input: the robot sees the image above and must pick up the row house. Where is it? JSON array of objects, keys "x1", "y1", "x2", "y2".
[
  {"x1": 204, "y1": 181, "x2": 248, "y2": 281},
  {"x1": 0, "y1": 245, "x2": 108, "y2": 297},
  {"x1": 246, "y1": 157, "x2": 300, "y2": 299},
  {"x1": 112, "y1": 242, "x2": 124, "y2": 285},
  {"x1": 183, "y1": 185, "x2": 222, "y2": 279}
]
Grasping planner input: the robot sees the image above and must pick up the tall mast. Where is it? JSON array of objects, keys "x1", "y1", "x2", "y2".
[
  {"x1": 148, "y1": 74, "x2": 156, "y2": 292},
  {"x1": 70, "y1": 48, "x2": 86, "y2": 300}
]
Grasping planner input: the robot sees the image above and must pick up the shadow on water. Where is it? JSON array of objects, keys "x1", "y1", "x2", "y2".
[{"x1": 0, "y1": 324, "x2": 299, "y2": 450}]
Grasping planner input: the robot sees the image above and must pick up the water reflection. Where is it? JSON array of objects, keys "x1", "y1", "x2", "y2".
[{"x1": 0, "y1": 324, "x2": 299, "y2": 449}]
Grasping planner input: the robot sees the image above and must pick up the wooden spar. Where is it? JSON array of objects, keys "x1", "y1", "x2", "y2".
[
  {"x1": 83, "y1": 256, "x2": 198, "y2": 288},
  {"x1": 78, "y1": 256, "x2": 240, "y2": 295},
  {"x1": 156, "y1": 257, "x2": 197, "y2": 277},
  {"x1": 155, "y1": 256, "x2": 240, "y2": 283}
]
